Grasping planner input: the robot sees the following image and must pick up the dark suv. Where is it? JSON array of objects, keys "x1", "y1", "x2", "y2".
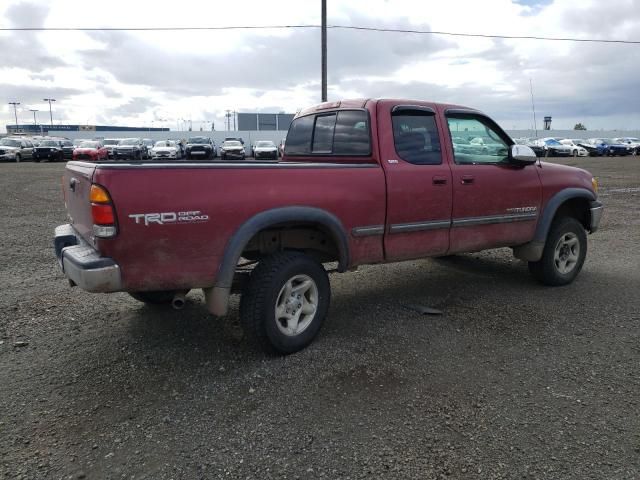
[
  {"x1": 114, "y1": 138, "x2": 144, "y2": 160},
  {"x1": 185, "y1": 136, "x2": 216, "y2": 160}
]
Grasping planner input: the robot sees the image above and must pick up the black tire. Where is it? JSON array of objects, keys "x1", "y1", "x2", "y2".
[
  {"x1": 129, "y1": 291, "x2": 178, "y2": 304},
  {"x1": 240, "y1": 251, "x2": 330, "y2": 355},
  {"x1": 528, "y1": 217, "x2": 587, "y2": 286}
]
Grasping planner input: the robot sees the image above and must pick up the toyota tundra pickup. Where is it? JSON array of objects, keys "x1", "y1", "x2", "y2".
[{"x1": 54, "y1": 99, "x2": 603, "y2": 354}]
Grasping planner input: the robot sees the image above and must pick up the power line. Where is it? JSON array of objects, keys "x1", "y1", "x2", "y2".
[{"x1": 0, "y1": 24, "x2": 639, "y2": 44}]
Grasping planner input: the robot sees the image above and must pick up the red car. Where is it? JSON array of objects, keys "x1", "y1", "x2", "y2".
[
  {"x1": 72, "y1": 140, "x2": 108, "y2": 161},
  {"x1": 55, "y1": 98, "x2": 603, "y2": 354}
]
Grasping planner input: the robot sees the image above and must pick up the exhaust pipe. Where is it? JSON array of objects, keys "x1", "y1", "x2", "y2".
[{"x1": 171, "y1": 291, "x2": 187, "y2": 310}]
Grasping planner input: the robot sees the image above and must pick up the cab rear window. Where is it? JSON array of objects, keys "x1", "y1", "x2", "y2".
[{"x1": 285, "y1": 110, "x2": 371, "y2": 156}]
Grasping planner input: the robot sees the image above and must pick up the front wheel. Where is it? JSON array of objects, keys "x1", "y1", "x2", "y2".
[
  {"x1": 240, "y1": 251, "x2": 330, "y2": 355},
  {"x1": 528, "y1": 217, "x2": 587, "y2": 286}
]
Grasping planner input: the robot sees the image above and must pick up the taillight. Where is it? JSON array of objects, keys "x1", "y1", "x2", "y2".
[{"x1": 90, "y1": 184, "x2": 117, "y2": 238}]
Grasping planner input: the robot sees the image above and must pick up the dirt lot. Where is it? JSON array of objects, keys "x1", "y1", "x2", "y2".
[{"x1": 1, "y1": 157, "x2": 639, "y2": 480}]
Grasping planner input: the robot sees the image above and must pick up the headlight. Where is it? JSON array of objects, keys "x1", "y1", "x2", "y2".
[{"x1": 592, "y1": 177, "x2": 598, "y2": 194}]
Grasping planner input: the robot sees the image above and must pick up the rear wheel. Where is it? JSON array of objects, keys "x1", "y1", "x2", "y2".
[
  {"x1": 240, "y1": 251, "x2": 330, "y2": 355},
  {"x1": 528, "y1": 217, "x2": 587, "y2": 286},
  {"x1": 129, "y1": 291, "x2": 178, "y2": 304}
]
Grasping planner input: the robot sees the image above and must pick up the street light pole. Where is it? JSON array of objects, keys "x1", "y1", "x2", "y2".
[
  {"x1": 8, "y1": 102, "x2": 20, "y2": 129},
  {"x1": 43, "y1": 98, "x2": 56, "y2": 126},
  {"x1": 29, "y1": 109, "x2": 38, "y2": 128},
  {"x1": 321, "y1": 0, "x2": 327, "y2": 102}
]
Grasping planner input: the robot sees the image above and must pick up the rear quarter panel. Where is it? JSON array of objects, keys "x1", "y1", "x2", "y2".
[{"x1": 93, "y1": 164, "x2": 386, "y2": 292}]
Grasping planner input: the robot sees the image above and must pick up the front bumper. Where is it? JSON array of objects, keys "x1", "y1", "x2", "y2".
[
  {"x1": 0, "y1": 154, "x2": 17, "y2": 161},
  {"x1": 221, "y1": 150, "x2": 244, "y2": 158},
  {"x1": 590, "y1": 201, "x2": 604, "y2": 233},
  {"x1": 54, "y1": 224, "x2": 122, "y2": 292}
]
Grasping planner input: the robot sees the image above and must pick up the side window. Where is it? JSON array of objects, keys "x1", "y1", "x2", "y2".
[
  {"x1": 447, "y1": 116, "x2": 509, "y2": 165},
  {"x1": 312, "y1": 114, "x2": 336, "y2": 153},
  {"x1": 285, "y1": 115, "x2": 314, "y2": 155},
  {"x1": 333, "y1": 110, "x2": 370, "y2": 155},
  {"x1": 391, "y1": 109, "x2": 442, "y2": 165}
]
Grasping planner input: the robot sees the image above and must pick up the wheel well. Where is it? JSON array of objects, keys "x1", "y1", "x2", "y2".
[
  {"x1": 241, "y1": 223, "x2": 340, "y2": 265},
  {"x1": 554, "y1": 197, "x2": 590, "y2": 231}
]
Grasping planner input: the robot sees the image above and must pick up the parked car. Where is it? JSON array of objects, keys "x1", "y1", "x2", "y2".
[
  {"x1": 528, "y1": 138, "x2": 573, "y2": 157},
  {"x1": 141, "y1": 139, "x2": 155, "y2": 159},
  {"x1": 33, "y1": 139, "x2": 66, "y2": 162},
  {"x1": 102, "y1": 139, "x2": 122, "y2": 158},
  {"x1": 0, "y1": 137, "x2": 34, "y2": 162},
  {"x1": 58, "y1": 138, "x2": 75, "y2": 159},
  {"x1": 588, "y1": 138, "x2": 630, "y2": 156},
  {"x1": 149, "y1": 140, "x2": 181, "y2": 159},
  {"x1": 253, "y1": 140, "x2": 279, "y2": 160},
  {"x1": 559, "y1": 139, "x2": 589, "y2": 157},
  {"x1": 72, "y1": 140, "x2": 109, "y2": 161},
  {"x1": 219, "y1": 140, "x2": 245, "y2": 160},
  {"x1": 612, "y1": 137, "x2": 640, "y2": 155},
  {"x1": 185, "y1": 136, "x2": 216, "y2": 160},
  {"x1": 114, "y1": 138, "x2": 145, "y2": 160},
  {"x1": 55, "y1": 98, "x2": 603, "y2": 354}
]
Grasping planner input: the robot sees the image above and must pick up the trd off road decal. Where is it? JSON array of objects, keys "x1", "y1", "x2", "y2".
[{"x1": 128, "y1": 211, "x2": 209, "y2": 226}]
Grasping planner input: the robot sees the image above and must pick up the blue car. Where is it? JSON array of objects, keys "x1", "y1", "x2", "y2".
[{"x1": 589, "y1": 138, "x2": 631, "y2": 156}]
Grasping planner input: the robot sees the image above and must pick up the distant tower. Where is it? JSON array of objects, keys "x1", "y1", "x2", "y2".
[{"x1": 544, "y1": 116, "x2": 552, "y2": 130}]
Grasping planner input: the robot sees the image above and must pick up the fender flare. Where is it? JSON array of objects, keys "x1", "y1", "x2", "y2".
[
  {"x1": 215, "y1": 206, "x2": 350, "y2": 290},
  {"x1": 532, "y1": 187, "x2": 596, "y2": 244},
  {"x1": 206, "y1": 206, "x2": 349, "y2": 317},
  {"x1": 514, "y1": 187, "x2": 596, "y2": 262}
]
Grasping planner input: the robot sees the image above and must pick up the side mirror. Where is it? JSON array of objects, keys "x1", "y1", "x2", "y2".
[{"x1": 510, "y1": 144, "x2": 537, "y2": 166}]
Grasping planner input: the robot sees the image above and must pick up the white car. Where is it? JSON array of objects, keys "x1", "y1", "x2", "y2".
[
  {"x1": 252, "y1": 140, "x2": 279, "y2": 160},
  {"x1": 150, "y1": 140, "x2": 181, "y2": 159},
  {"x1": 559, "y1": 139, "x2": 589, "y2": 157}
]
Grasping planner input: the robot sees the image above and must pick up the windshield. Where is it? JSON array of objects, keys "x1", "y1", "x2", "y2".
[
  {"x1": 255, "y1": 141, "x2": 275, "y2": 147},
  {"x1": 79, "y1": 141, "x2": 100, "y2": 148},
  {"x1": 188, "y1": 137, "x2": 209, "y2": 144},
  {"x1": 223, "y1": 141, "x2": 241, "y2": 147},
  {"x1": 119, "y1": 138, "x2": 139, "y2": 145},
  {"x1": 154, "y1": 141, "x2": 175, "y2": 147},
  {"x1": 103, "y1": 139, "x2": 119, "y2": 145},
  {"x1": 0, "y1": 139, "x2": 21, "y2": 147},
  {"x1": 544, "y1": 139, "x2": 562, "y2": 146},
  {"x1": 40, "y1": 140, "x2": 60, "y2": 147}
]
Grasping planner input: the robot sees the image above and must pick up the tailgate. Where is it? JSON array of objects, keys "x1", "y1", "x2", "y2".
[{"x1": 63, "y1": 162, "x2": 97, "y2": 244}]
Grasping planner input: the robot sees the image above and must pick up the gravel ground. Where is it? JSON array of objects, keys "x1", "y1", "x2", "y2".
[{"x1": 1, "y1": 157, "x2": 639, "y2": 480}]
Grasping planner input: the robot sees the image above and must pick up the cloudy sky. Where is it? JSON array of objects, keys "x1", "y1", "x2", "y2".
[{"x1": 1, "y1": 0, "x2": 639, "y2": 133}]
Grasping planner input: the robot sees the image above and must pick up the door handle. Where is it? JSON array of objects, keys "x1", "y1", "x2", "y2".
[
  {"x1": 461, "y1": 175, "x2": 475, "y2": 185},
  {"x1": 432, "y1": 176, "x2": 448, "y2": 185}
]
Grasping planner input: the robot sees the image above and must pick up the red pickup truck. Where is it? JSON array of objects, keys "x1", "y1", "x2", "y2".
[{"x1": 55, "y1": 99, "x2": 603, "y2": 354}]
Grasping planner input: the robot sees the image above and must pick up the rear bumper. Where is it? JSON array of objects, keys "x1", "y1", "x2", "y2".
[
  {"x1": 54, "y1": 224, "x2": 122, "y2": 292},
  {"x1": 590, "y1": 201, "x2": 604, "y2": 233}
]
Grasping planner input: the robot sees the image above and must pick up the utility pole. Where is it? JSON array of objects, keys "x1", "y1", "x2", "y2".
[
  {"x1": 233, "y1": 111, "x2": 236, "y2": 131},
  {"x1": 529, "y1": 79, "x2": 538, "y2": 138},
  {"x1": 43, "y1": 98, "x2": 56, "y2": 126},
  {"x1": 9, "y1": 102, "x2": 20, "y2": 128},
  {"x1": 225, "y1": 110, "x2": 231, "y2": 131},
  {"x1": 321, "y1": 0, "x2": 327, "y2": 102}
]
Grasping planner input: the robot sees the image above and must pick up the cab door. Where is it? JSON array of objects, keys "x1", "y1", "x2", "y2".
[
  {"x1": 441, "y1": 110, "x2": 542, "y2": 253},
  {"x1": 379, "y1": 101, "x2": 453, "y2": 261}
]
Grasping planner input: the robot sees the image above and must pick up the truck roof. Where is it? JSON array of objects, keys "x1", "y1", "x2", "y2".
[{"x1": 295, "y1": 98, "x2": 478, "y2": 118}]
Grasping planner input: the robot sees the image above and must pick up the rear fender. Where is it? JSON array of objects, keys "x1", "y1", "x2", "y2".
[{"x1": 205, "y1": 206, "x2": 349, "y2": 316}]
